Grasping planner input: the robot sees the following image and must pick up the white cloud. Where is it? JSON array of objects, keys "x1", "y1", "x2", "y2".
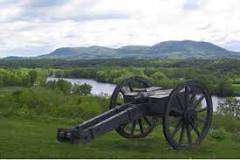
[{"x1": 0, "y1": 0, "x2": 240, "y2": 57}]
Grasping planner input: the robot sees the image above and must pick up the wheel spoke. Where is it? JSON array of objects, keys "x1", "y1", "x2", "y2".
[
  {"x1": 138, "y1": 119, "x2": 144, "y2": 134},
  {"x1": 190, "y1": 122, "x2": 200, "y2": 138},
  {"x1": 170, "y1": 107, "x2": 184, "y2": 115},
  {"x1": 178, "y1": 123, "x2": 185, "y2": 144},
  {"x1": 130, "y1": 120, "x2": 137, "y2": 135},
  {"x1": 120, "y1": 89, "x2": 125, "y2": 95},
  {"x1": 193, "y1": 95, "x2": 205, "y2": 108},
  {"x1": 172, "y1": 120, "x2": 182, "y2": 138},
  {"x1": 185, "y1": 86, "x2": 190, "y2": 108},
  {"x1": 190, "y1": 88, "x2": 197, "y2": 104},
  {"x1": 176, "y1": 95, "x2": 185, "y2": 110},
  {"x1": 144, "y1": 117, "x2": 152, "y2": 126},
  {"x1": 128, "y1": 82, "x2": 133, "y2": 92},
  {"x1": 186, "y1": 125, "x2": 192, "y2": 145}
]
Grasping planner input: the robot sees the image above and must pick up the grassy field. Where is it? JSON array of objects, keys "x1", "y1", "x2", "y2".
[
  {"x1": 0, "y1": 85, "x2": 240, "y2": 158},
  {"x1": 0, "y1": 117, "x2": 240, "y2": 159},
  {"x1": 232, "y1": 84, "x2": 240, "y2": 95},
  {"x1": 0, "y1": 86, "x2": 23, "y2": 95}
]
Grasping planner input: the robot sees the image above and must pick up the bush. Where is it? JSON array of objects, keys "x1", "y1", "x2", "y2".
[
  {"x1": 0, "y1": 87, "x2": 108, "y2": 121},
  {"x1": 212, "y1": 114, "x2": 240, "y2": 134},
  {"x1": 45, "y1": 79, "x2": 73, "y2": 94},
  {"x1": 72, "y1": 83, "x2": 92, "y2": 95},
  {"x1": 209, "y1": 128, "x2": 228, "y2": 141},
  {"x1": 231, "y1": 131, "x2": 240, "y2": 142},
  {"x1": 28, "y1": 70, "x2": 38, "y2": 86},
  {"x1": 215, "y1": 79, "x2": 234, "y2": 97},
  {"x1": 45, "y1": 80, "x2": 92, "y2": 95}
]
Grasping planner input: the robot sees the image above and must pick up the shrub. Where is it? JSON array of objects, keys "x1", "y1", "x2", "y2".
[
  {"x1": 209, "y1": 128, "x2": 228, "y2": 141},
  {"x1": 45, "y1": 80, "x2": 92, "y2": 95},
  {"x1": 215, "y1": 79, "x2": 234, "y2": 97},
  {"x1": 28, "y1": 70, "x2": 38, "y2": 86},
  {"x1": 213, "y1": 114, "x2": 240, "y2": 133},
  {"x1": 45, "y1": 79, "x2": 72, "y2": 94},
  {"x1": 72, "y1": 83, "x2": 92, "y2": 95},
  {"x1": 0, "y1": 87, "x2": 108, "y2": 121},
  {"x1": 231, "y1": 131, "x2": 240, "y2": 142}
]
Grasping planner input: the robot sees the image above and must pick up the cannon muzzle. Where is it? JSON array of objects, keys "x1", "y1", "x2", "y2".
[
  {"x1": 57, "y1": 128, "x2": 94, "y2": 144},
  {"x1": 57, "y1": 128, "x2": 72, "y2": 143}
]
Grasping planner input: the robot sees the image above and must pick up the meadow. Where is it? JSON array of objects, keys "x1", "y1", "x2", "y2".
[
  {"x1": 0, "y1": 58, "x2": 240, "y2": 158},
  {"x1": 1, "y1": 117, "x2": 240, "y2": 159},
  {"x1": 0, "y1": 85, "x2": 239, "y2": 158}
]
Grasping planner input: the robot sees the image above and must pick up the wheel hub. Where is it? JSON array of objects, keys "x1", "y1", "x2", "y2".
[{"x1": 184, "y1": 109, "x2": 197, "y2": 124}]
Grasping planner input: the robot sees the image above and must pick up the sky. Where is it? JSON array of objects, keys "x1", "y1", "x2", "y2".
[{"x1": 0, "y1": 0, "x2": 240, "y2": 57}]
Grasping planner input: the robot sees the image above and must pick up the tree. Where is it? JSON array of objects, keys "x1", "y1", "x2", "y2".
[
  {"x1": 56, "y1": 79, "x2": 72, "y2": 94},
  {"x1": 45, "y1": 79, "x2": 72, "y2": 94},
  {"x1": 216, "y1": 79, "x2": 234, "y2": 97},
  {"x1": 72, "y1": 83, "x2": 92, "y2": 95},
  {"x1": 28, "y1": 70, "x2": 38, "y2": 86}
]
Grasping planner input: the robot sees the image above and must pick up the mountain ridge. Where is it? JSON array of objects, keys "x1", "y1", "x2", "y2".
[{"x1": 3, "y1": 40, "x2": 240, "y2": 60}]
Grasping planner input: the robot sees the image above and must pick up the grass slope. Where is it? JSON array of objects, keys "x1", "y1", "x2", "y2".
[{"x1": 0, "y1": 117, "x2": 240, "y2": 158}]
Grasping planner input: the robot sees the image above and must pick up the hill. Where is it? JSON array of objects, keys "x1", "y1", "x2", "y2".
[
  {"x1": 38, "y1": 46, "x2": 119, "y2": 59},
  {"x1": 3, "y1": 40, "x2": 240, "y2": 60},
  {"x1": 150, "y1": 40, "x2": 234, "y2": 58},
  {"x1": 2, "y1": 56, "x2": 24, "y2": 60}
]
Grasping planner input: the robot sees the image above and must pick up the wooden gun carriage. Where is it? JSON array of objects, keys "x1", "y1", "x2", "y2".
[{"x1": 57, "y1": 76, "x2": 213, "y2": 149}]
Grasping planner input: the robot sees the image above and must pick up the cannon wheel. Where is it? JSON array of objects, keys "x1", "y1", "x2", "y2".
[
  {"x1": 110, "y1": 76, "x2": 157, "y2": 138},
  {"x1": 163, "y1": 80, "x2": 213, "y2": 149}
]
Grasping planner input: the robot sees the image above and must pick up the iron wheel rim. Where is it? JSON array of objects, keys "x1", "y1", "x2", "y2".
[
  {"x1": 110, "y1": 76, "x2": 158, "y2": 138},
  {"x1": 163, "y1": 80, "x2": 213, "y2": 149}
]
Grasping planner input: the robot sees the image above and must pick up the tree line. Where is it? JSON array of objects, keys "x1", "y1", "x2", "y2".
[{"x1": 53, "y1": 67, "x2": 235, "y2": 96}]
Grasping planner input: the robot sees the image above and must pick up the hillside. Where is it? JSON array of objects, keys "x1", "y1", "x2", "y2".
[
  {"x1": 3, "y1": 40, "x2": 240, "y2": 60},
  {"x1": 150, "y1": 41, "x2": 233, "y2": 58},
  {"x1": 39, "y1": 46, "x2": 119, "y2": 59}
]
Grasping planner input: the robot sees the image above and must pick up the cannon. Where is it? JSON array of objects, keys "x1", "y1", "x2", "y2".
[{"x1": 57, "y1": 76, "x2": 213, "y2": 149}]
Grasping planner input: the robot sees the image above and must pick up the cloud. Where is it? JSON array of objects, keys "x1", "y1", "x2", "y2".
[
  {"x1": 0, "y1": 0, "x2": 25, "y2": 22},
  {"x1": 222, "y1": 40, "x2": 240, "y2": 53},
  {"x1": 0, "y1": 0, "x2": 240, "y2": 57},
  {"x1": 15, "y1": 0, "x2": 130, "y2": 23},
  {"x1": 27, "y1": 0, "x2": 68, "y2": 8},
  {"x1": 182, "y1": 0, "x2": 203, "y2": 10}
]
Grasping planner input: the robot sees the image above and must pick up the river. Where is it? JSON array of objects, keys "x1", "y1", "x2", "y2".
[
  {"x1": 46, "y1": 77, "x2": 232, "y2": 111},
  {"x1": 47, "y1": 77, "x2": 116, "y2": 96}
]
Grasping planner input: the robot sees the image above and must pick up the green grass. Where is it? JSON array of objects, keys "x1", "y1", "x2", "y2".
[
  {"x1": 0, "y1": 86, "x2": 240, "y2": 158},
  {"x1": 232, "y1": 84, "x2": 240, "y2": 95},
  {"x1": 0, "y1": 86, "x2": 23, "y2": 95},
  {"x1": 0, "y1": 117, "x2": 240, "y2": 158}
]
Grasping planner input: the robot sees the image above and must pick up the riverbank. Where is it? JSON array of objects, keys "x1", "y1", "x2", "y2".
[
  {"x1": 47, "y1": 77, "x2": 237, "y2": 111},
  {"x1": 47, "y1": 77, "x2": 116, "y2": 96}
]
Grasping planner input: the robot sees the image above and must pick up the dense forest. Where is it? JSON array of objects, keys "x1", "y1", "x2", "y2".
[{"x1": 1, "y1": 58, "x2": 240, "y2": 72}]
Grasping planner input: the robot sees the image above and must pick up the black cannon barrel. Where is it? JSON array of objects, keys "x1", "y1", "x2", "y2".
[{"x1": 57, "y1": 102, "x2": 149, "y2": 144}]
